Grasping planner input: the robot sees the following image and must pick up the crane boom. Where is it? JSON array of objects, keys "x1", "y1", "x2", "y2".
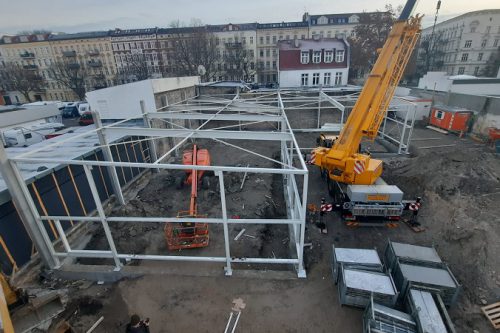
[{"x1": 313, "y1": 1, "x2": 422, "y2": 185}]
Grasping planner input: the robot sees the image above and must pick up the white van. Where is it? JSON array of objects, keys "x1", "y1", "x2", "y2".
[
  {"x1": 78, "y1": 102, "x2": 91, "y2": 115},
  {"x1": 2, "y1": 122, "x2": 65, "y2": 147}
]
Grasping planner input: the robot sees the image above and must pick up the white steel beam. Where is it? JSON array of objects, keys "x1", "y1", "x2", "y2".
[
  {"x1": 148, "y1": 113, "x2": 284, "y2": 122},
  {"x1": 103, "y1": 127, "x2": 293, "y2": 141}
]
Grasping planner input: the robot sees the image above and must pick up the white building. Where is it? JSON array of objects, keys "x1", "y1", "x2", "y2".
[
  {"x1": 278, "y1": 38, "x2": 349, "y2": 88},
  {"x1": 420, "y1": 9, "x2": 500, "y2": 77}
]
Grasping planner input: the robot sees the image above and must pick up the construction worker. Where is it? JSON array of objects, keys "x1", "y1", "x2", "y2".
[
  {"x1": 409, "y1": 197, "x2": 422, "y2": 226},
  {"x1": 126, "y1": 314, "x2": 150, "y2": 333}
]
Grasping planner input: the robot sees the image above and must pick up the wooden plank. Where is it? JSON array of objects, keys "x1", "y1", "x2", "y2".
[
  {"x1": 481, "y1": 301, "x2": 500, "y2": 329},
  {"x1": 426, "y1": 125, "x2": 449, "y2": 134}
]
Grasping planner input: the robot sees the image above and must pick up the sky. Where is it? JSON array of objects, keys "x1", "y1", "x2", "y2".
[{"x1": 0, "y1": 0, "x2": 499, "y2": 35}]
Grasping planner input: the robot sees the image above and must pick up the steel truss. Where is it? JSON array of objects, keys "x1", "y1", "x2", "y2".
[{"x1": 9, "y1": 91, "x2": 311, "y2": 278}]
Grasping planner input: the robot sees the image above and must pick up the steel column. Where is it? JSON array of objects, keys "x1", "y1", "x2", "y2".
[
  {"x1": 217, "y1": 171, "x2": 232, "y2": 276},
  {"x1": 92, "y1": 111, "x2": 125, "y2": 205},
  {"x1": 140, "y1": 100, "x2": 159, "y2": 172},
  {"x1": 0, "y1": 144, "x2": 59, "y2": 269},
  {"x1": 83, "y1": 165, "x2": 122, "y2": 270}
]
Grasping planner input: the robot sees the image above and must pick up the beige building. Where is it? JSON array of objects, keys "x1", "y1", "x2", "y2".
[
  {"x1": 49, "y1": 31, "x2": 116, "y2": 100},
  {"x1": 256, "y1": 22, "x2": 309, "y2": 84},
  {"x1": 304, "y1": 12, "x2": 362, "y2": 39},
  {"x1": 211, "y1": 23, "x2": 257, "y2": 82},
  {"x1": 0, "y1": 34, "x2": 53, "y2": 103}
]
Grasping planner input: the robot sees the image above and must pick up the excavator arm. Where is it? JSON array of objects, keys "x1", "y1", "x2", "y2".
[{"x1": 314, "y1": 0, "x2": 422, "y2": 185}]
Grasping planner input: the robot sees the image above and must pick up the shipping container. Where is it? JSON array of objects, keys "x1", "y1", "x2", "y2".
[{"x1": 429, "y1": 105, "x2": 473, "y2": 133}]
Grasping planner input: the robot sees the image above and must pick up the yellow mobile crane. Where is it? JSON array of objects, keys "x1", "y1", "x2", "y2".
[{"x1": 312, "y1": 0, "x2": 422, "y2": 223}]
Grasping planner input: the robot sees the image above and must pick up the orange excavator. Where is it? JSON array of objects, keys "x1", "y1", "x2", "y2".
[{"x1": 164, "y1": 145, "x2": 210, "y2": 250}]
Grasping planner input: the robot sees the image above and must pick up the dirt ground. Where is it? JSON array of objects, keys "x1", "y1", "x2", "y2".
[{"x1": 15, "y1": 126, "x2": 500, "y2": 332}]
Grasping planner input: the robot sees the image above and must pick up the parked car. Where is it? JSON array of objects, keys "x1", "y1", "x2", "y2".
[
  {"x1": 78, "y1": 102, "x2": 90, "y2": 115},
  {"x1": 62, "y1": 102, "x2": 80, "y2": 118},
  {"x1": 78, "y1": 112, "x2": 94, "y2": 126}
]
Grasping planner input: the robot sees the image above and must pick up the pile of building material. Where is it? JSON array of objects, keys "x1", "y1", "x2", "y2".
[
  {"x1": 385, "y1": 241, "x2": 461, "y2": 306},
  {"x1": 363, "y1": 297, "x2": 417, "y2": 333},
  {"x1": 332, "y1": 245, "x2": 397, "y2": 308},
  {"x1": 332, "y1": 245, "x2": 383, "y2": 283},
  {"x1": 332, "y1": 241, "x2": 460, "y2": 333}
]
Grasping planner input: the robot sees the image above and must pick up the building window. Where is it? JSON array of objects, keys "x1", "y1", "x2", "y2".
[
  {"x1": 435, "y1": 110, "x2": 445, "y2": 119},
  {"x1": 272, "y1": 61, "x2": 276, "y2": 69},
  {"x1": 494, "y1": 39, "x2": 499, "y2": 47},
  {"x1": 474, "y1": 66, "x2": 480, "y2": 76},
  {"x1": 478, "y1": 53, "x2": 483, "y2": 61},
  {"x1": 259, "y1": 50, "x2": 264, "y2": 57},
  {"x1": 301, "y1": 34, "x2": 305, "y2": 39},
  {"x1": 470, "y1": 26, "x2": 476, "y2": 33},
  {"x1": 301, "y1": 73, "x2": 308, "y2": 86},
  {"x1": 324, "y1": 50, "x2": 333, "y2": 63},
  {"x1": 312, "y1": 73, "x2": 320, "y2": 85},
  {"x1": 250, "y1": 37, "x2": 254, "y2": 44},
  {"x1": 272, "y1": 49, "x2": 276, "y2": 57},
  {"x1": 312, "y1": 51, "x2": 321, "y2": 63},
  {"x1": 486, "y1": 26, "x2": 491, "y2": 34},
  {"x1": 266, "y1": 36, "x2": 270, "y2": 44},
  {"x1": 272, "y1": 36, "x2": 276, "y2": 43},
  {"x1": 335, "y1": 72, "x2": 343, "y2": 85},
  {"x1": 335, "y1": 50, "x2": 345, "y2": 62},
  {"x1": 259, "y1": 36, "x2": 264, "y2": 44},
  {"x1": 266, "y1": 49, "x2": 270, "y2": 57},
  {"x1": 300, "y1": 51, "x2": 309, "y2": 64},
  {"x1": 324, "y1": 72, "x2": 331, "y2": 85},
  {"x1": 461, "y1": 53, "x2": 468, "y2": 62},
  {"x1": 481, "y1": 39, "x2": 487, "y2": 48},
  {"x1": 464, "y1": 40, "x2": 472, "y2": 48},
  {"x1": 266, "y1": 61, "x2": 270, "y2": 69},
  {"x1": 458, "y1": 67, "x2": 465, "y2": 75}
]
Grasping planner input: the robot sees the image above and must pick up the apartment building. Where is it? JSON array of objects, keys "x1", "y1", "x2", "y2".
[
  {"x1": 110, "y1": 28, "x2": 162, "y2": 83},
  {"x1": 49, "y1": 31, "x2": 116, "y2": 100},
  {"x1": 211, "y1": 23, "x2": 257, "y2": 82},
  {"x1": 278, "y1": 37, "x2": 349, "y2": 88},
  {"x1": 256, "y1": 22, "x2": 309, "y2": 84},
  {"x1": 304, "y1": 12, "x2": 362, "y2": 39},
  {"x1": 419, "y1": 9, "x2": 500, "y2": 77},
  {"x1": 0, "y1": 34, "x2": 53, "y2": 103}
]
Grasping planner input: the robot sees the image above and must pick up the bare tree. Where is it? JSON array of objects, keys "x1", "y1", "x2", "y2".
[
  {"x1": 223, "y1": 43, "x2": 255, "y2": 81},
  {"x1": 47, "y1": 59, "x2": 90, "y2": 100},
  {"x1": 169, "y1": 21, "x2": 219, "y2": 82},
  {"x1": 416, "y1": 31, "x2": 446, "y2": 77},
  {"x1": 0, "y1": 62, "x2": 46, "y2": 102},
  {"x1": 116, "y1": 53, "x2": 151, "y2": 83},
  {"x1": 481, "y1": 47, "x2": 500, "y2": 77},
  {"x1": 347, "y1": 6, "x2": 400, "y2": 80}
]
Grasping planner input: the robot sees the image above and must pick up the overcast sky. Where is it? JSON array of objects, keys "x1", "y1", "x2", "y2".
[{"x1": 0, "y1": 0, "x2": 498, "y2": 35}]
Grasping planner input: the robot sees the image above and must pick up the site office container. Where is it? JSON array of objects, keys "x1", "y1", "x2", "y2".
[{"x1": 429, "y1": 105, "x2": 473, "y2": 133}]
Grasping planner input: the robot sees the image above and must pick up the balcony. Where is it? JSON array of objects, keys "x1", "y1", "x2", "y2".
[
  {"x1": 225, "y1": 42, "x2": 243, "y2": 48},
  {"x1": 88, "y1": 60, "x2": 102, "y2": 68},
  {"x1": 88, "y1": 49, "x2": 100, "y2": 56},
  {"x1": 23, "y1": 64, "x2": 38, "y2": 70},
  {"x1": 20, "y1": 52, "x2": 35, "y2": 59},
  {"x1": 62, "y1": 50, "x2": 76, "y2": 57}
]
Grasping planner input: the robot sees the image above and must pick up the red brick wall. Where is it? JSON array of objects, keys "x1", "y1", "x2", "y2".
[{"x1": 279, "y1": 49, "x2": 348, "y2": 71}]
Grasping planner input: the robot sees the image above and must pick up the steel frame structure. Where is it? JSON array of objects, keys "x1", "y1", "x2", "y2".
[
  {"x1": 7, "y1": 91, "x2": 315, "y2": 278},
  {"x1": 2, "y1": 89, "x2": 416, "y2": 279}
]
